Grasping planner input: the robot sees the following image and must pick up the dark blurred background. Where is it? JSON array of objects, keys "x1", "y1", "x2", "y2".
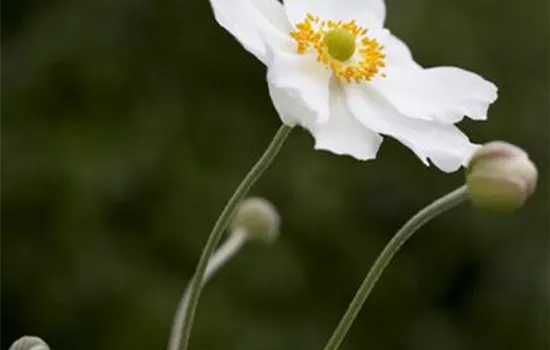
[{"x1": 2, "y1": 0, "x2": 549, "y2": 349}]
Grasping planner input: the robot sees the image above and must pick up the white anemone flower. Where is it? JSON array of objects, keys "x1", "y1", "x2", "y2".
[{"x1": 209, "y1": 0, "x2": 498, "y2": 172}]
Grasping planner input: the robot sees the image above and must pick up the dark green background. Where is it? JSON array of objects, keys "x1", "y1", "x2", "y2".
[{"x1": 2, "y1": 0, "x2": 549, "y2": 349}]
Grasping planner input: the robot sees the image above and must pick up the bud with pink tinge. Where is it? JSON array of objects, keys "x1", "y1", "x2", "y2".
[{"x1": 466, "y1": 141, "x2": 538, "y2": 213}]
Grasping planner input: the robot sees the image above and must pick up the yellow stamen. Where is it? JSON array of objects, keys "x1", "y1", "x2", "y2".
[{"x1": 289, "y1": 13, "x2": 387, "y2": 83}]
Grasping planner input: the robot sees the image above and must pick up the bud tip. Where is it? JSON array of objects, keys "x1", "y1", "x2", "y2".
[{"x1": 9, "y1": 336, "x2": 50, "y2": 350}]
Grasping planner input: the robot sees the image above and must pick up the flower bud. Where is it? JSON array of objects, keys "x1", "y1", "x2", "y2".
[
  {"x1": 466, "y1": 141, "x2": 538, "y2": 212},
  {"x1": 9, "y1": 336, "x2": 50, "y2": 350},
  {"x1": 230, "y1": 197, "x2": 280, "y2": 243}
]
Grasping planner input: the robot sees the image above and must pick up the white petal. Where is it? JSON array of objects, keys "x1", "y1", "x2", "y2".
[
  {"x1": 310, "y1": 80, "x2": 383, "y2": 160},
  {"x1": 346, "y1": 84, "x2": 479, "y2": 172},
  {"x1": 268, "y1": 82, "x2": 318, "y2": 127},
  {"x1": 379, "y1": 31, "x2": 422, "y2": 69},
  {"x1": 283, "y1": 0, "x2": 385, "y2": 29},
  {"x1": 209, "y1": 0, "x2": 291, "y2": 64},
  {"x1": 372, "y1": 64, "x2": 498, "y2": 123},
  {"x1": 267, "y1": 50, "x2": 331, "y2": 123}
]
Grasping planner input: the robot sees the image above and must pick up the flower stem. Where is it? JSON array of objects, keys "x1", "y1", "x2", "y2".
[
  {"x1": 167, "y1": 229, "x2": 249, "y2": 350},
  {"x1": 176, "y1": 124, "x2": 293, "y2": 350},
  {"x1": 324, "y1": 185, "x2": 469, "y2": 350}
]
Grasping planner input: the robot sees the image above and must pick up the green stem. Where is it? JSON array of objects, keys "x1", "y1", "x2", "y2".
[
  {"x1": 324, "y1": 185, "x2": 469, "y2": 350},
  {"x1": 177, "y1": 124, "x2": 293, "y2": 350},
  {"x1": 168, "y1": 229, "x2": 249, "y2": 350}
]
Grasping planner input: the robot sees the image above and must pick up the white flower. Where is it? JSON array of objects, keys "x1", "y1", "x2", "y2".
[{"x1": 209, "y1": 0, "x2": 498, "y2": 172}]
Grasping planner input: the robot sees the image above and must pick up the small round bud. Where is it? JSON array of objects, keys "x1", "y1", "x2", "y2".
[
  {"x1": 9, "y1": 336, "x2": 50, "y2": 350},
  {"x1": 230, "y1": 197, "x2": 280, "y2": 244},
  {"x1": 323, "y1": 28, "x2": 356, "y2": 62},
  {"x1": 466, "y1": 141, "x2": 538, "y2": 212}
]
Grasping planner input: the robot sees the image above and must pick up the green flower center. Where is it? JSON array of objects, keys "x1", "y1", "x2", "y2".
[{"x1": 323, "y1": 28, "x2": 356, "y2": 62}]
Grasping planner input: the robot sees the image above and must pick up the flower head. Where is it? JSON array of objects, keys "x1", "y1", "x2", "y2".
[
  {"x1": 466, "y1": 141, "x2": 538, "y2": 212},
  {"x1": 209, "y1": 0, "x2": 498, "y2": 172},
  {"x1": 230, "y1": 197, "x2": 280, "y2": 243}
]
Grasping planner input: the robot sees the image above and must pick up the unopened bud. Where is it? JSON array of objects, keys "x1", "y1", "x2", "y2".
[
  {"x1": 9, "y1": 336, "x2": 50, "y2": 350},
  {"x1": 230, "y1": 197, "x2": 280, "y2": 243},
  {"x1": 466, "y1": 141, "x2": 538, "y2": 212}
]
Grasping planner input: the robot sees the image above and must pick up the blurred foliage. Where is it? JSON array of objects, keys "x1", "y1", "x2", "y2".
[{"x1": 1, "y1": 0, "x2": 548, "y2": 349}]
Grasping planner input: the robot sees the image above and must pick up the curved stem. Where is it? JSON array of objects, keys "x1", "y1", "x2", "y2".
[
  {"x1": 167, "y1": 229, "x2": 249, "y2": 350},
  {"x1": 203, "y1": 229, "x2": 248, "y2": 281},
  {"x1": 176, "y1": 124, "x2": 293, "y2": 350},
  {"x1": 324, "y1": 185, "x2": 469, "y2": 350}
]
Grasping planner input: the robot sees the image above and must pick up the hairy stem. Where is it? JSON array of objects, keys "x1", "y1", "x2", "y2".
[
  {"x1": 176, "y1": 124, "x2": 292, "y2": 350},
  {"x1": 324, "y1": 185, "x2": 469, "y2": 350}
]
